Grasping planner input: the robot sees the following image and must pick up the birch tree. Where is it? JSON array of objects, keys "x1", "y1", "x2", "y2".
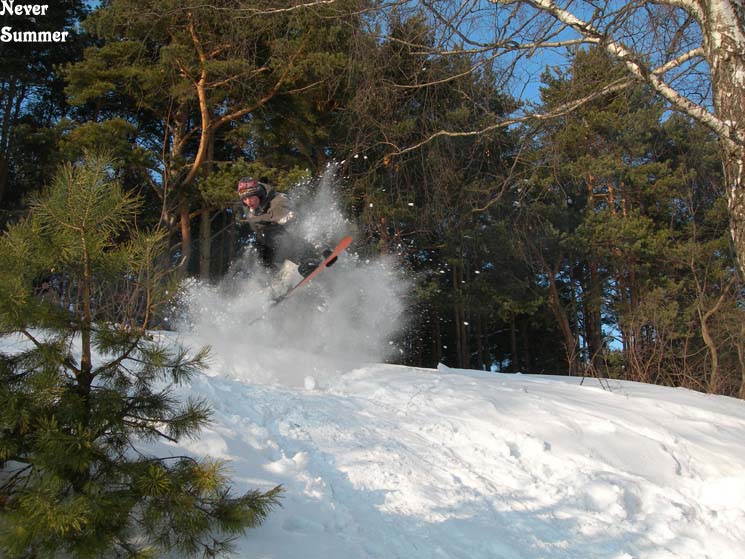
[{"x1": 410, "y1": 0, "x2": 745, "y2": 277}]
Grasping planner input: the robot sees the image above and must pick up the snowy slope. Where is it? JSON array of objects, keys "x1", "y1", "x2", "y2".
[{"x1": 158, "y1": 349, "x2": 745, "y2": 559}]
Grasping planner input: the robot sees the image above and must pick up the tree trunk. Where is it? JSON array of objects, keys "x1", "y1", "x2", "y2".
[
  {"x1": 199, "y1": 208, "x2": 211, "y2": 282},
  {"x1": 177, "y1": 198, "x2": 192, "y2": 277},
  {"x1": 738, "y1": 323, "x2": 745, "y2": 399},
  {"x1": 584, "y1": 176, "x2": 604, "y2": 371},
  {"x1": 520, "y1": 316, "x2": 532, "y2": 373},
  {"x1": 453, "y1": 261, "x2": 468, "y2": 368},
  {"x1": 476, "y1": 314, "x2": 484, "y2": 370},
  {"x1": 227, "y1": 210, "x2": 237, "y2": 265},
  {"x1": 433, "y1": 313, "x2": 442, "y2": 365},
  {"x1": 0, "y1": 78, "x2": 18, "y2": 204},
  {"x1": 510, "y1": 311, "x2": 518, "y2": 372},
  {"x1": 547, "y1": 266, "x2": 579, "y2": 375},
  {"x1": 699, "y1": 308, "x2": 720, "y2": 393},
  {"x1": 705, "y1": 1, "x2": 745, "y2": 279},
  {"x1": 697, "y1": 277, "x2": 733, "y2": 392},
  {"x1": 585, "y1": 259, "x2": 604, "y2": 371},
  {"x1": 0, "y1": 153, "x2": 8, "y2": 206},
  {"x1": 216, "y1": 211, "x2": 225, "y2": 276}
]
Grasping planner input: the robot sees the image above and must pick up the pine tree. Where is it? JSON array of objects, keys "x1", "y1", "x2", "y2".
[
  {"x1": 520, "y1": 47, "x2": 739, "y2": 391},
  {"x1": 0, "y1": 154, "x2": 280, "y2": 558},
  {"x1": 65, "y1": 0, "x2": 366, "y2": 278}
]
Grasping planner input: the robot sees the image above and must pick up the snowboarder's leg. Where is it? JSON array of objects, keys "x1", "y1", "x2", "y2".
[
  {"x1": 256, "y1": 240, "x2": 276, "y2": 270},
  {"x1": 298, "y1": 259, "x2": 319, "y2": 278},
  {"x1": 320, "y1": 248, "x2": 338, "y2": 267},
  {"x1": 296, "y1": 245, "x2": 338, "y2": 277}
]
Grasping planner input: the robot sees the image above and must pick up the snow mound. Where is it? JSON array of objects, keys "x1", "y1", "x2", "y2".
[{"x1": 153, "y1": 351, "x2": 745, "y2": 559}]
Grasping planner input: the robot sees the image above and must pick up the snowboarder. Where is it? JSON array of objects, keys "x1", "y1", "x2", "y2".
[{"x1": 236, "y1": 177, "x2": 324, "y2": 277}]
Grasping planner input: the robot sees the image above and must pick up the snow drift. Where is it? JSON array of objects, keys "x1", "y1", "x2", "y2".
[{"x1": 153, "y1": 351, "x2": 745, "y2": 559}]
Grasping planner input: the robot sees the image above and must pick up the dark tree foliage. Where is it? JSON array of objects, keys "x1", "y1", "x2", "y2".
[
  {"x1": 1, "y1": 2, "x2": 741, "y2": 398},
  {"x1": 65, "y1": 0, "x2": 369, "y2": 277},
  {"x1": 0, "y1": 1, "x2": 89, "y2": 218},
  {"x1": 516, "y1": 47, "x2": 743, "y2": 394},
  {"x1": 335, "y1": 12, "x2": 543, "y2": 370}
]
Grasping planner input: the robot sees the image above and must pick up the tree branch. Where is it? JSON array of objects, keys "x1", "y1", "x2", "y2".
[
  {"x1": 389, "y1": 75, "x2": 634, "y2": 156},
  {"x1": 652, "y1": 47, "x2": 705, "y2": 75},
  {"x1": 488, "y1": 0, "x2": 740, "y2": 144}
]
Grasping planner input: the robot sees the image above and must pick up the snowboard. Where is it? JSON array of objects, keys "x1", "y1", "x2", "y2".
[
  {"x1": 274, "y1": 235, "x2": 352, "y2": 305},
  {"x1": 247, "y1": 236, "x2": 353, "y2": 325}
]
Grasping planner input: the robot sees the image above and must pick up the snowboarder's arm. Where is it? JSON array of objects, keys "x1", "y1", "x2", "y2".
[
  {"x1": 267, "y1": 194, "x2": 295, "y2": 225},
  {"x1": 250, "y1": 194, "x2": 296, "y2": 227}
]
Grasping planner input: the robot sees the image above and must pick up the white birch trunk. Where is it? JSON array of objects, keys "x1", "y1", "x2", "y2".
[{"x1": 703, "y1": 0, "x2": 745, "y2": 278}]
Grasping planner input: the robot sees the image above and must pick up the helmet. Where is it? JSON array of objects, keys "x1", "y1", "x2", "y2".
[{"x1": 237, "y1": 177, "x2": 266, "y2": 200}]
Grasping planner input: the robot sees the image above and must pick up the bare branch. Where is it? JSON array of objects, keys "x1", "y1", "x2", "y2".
[
  {"x1": 483, "y1": 0, "x2": 740, "y2": 144},
  {"x1": 652, "y1": 47, "x2": 705, "y2": 75},
  {"x1": 192, "y1": 0, "x2": 339, "y2": 15},
  {"x1": 389, "y1": 76, "x2": 634, "y2": 156}
]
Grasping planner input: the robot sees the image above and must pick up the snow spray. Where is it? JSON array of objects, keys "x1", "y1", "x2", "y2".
[{"x1": 173, "y1": 164, "x2": 408, "y2": 388}]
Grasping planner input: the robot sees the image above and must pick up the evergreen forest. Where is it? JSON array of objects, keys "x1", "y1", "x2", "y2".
[
  {"x1": 2, "y1": 1, "x2": 745, "y2": 556},
  {"x1": 1, "y1": 2, "x2": 743, "y2": 397}
]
